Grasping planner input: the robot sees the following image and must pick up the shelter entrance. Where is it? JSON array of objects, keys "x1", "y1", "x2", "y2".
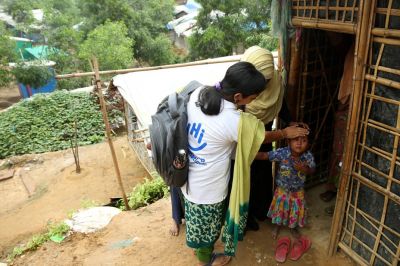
[{"x1": 286, "y1": 28, "x2": 355, "y2": 187}]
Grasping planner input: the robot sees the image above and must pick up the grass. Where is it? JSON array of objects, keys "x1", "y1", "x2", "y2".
[
  {"x1": 7, "y1": 222, "x2": 70, "y2": 262},
  {"x1": 6, "y1": 198, "x2": 98, "y2": 262},
  {"x1": 6, "y1": 174, "x2": 168, "y2": 262}
]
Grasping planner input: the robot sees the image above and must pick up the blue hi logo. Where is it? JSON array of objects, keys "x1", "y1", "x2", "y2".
[{"x1": 187, "y1": 122, "x2": 207, "y2": 151}]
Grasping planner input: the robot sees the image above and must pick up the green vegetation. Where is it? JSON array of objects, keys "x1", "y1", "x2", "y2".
[
  {"x1": 78, "y1": 0, "x2": 176, "y2": 66},
  {"x1": 189, "y1": 0, "x2": 277, "y2": 60},
  {"x1": 7, "y1": 221, "x2": 70, "y2": 261},
  {"x1": 121, "y1": 173, "x2": 169, "y2": 210},
  {"x1": 0, "y1": 22, "x2": 18, "y2": 87},
  {"x1": 0, "y1": 91, "x2": 104, "y2": 159},
  {"x1": 79, "y1": 21, "x2": 134, "y2": 71},
  {"x1": 12, "y1": 63, "x2": 53, "y2": 88}
]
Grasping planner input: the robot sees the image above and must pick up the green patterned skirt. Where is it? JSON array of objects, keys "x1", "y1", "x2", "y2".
[{"x1": 184, "y1": 197, "x2": 226, "y2": 248}]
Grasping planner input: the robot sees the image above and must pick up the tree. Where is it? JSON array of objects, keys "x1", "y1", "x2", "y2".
[
  {"x1": 77, "y1": 0, "x2": 177, "y2": 66},
  {"x1": 188, "y1": 0, "x2": 276, "y2": 60},
  {"x1": 0, "y1": 23, "x2": 18, "y2": 87},
  {"x1": 188, "y1": 26, "x2": 229, "y2": 59},
  {"x1": 78, "y1": 21, "x2": 134, "y2": 71},
  {"x1": 42, "y1": 11, "x2": 82, "y2": 53}
]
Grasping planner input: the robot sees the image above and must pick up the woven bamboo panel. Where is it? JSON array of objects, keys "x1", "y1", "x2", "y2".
[
  {"x1": 124, "y1": 101, "x2": 155, "y2": 175},
  {"x1": 292, "y1": 0, "x2": 360, "y2": 23},
  {"x1": 339, "y1": 1, "x2": 400, "y2": 265},
  {"x1": 295, "y1": 29, "x2": 347, "y2": 186}
]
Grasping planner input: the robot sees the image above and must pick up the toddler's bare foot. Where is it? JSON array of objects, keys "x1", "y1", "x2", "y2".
[
  {"x1": 169, "y1": 219, "x2": 179, "y2": 236},
  {"x1": 291, "y1": 227, "x2": 301, "y2": 239},
  {"x1": 272, "y1": 225, "x2": 280, "y2": 240}
]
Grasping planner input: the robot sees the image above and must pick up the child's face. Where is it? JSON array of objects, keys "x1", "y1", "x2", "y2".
[{"x1": 289, "y1": 136, "x2": 309, "y2": 155}]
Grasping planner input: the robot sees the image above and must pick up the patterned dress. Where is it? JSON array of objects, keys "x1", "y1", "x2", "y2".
[{"x1": 267, "y1": 147, "x2": 315, "y2": 228}]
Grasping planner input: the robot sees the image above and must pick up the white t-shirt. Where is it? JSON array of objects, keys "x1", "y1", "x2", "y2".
[{"x1": 181, "y1": 87, "x2": 240, "y2": 204}]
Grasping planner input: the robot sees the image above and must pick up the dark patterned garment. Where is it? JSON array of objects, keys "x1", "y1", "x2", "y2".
[
  {"x1": 268, "y1": 147, "x2": 315, "y2": 192},
  {"x1": 184, "y1": 197, "x2": 225, "y2": 249}
]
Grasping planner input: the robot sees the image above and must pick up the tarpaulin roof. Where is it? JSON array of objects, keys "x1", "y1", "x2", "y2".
[{"x1": 113, "y1": 55, "x2": 242, "y2": 129}]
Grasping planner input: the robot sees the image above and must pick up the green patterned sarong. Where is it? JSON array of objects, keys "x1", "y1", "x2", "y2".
[{"x1": 184, "y1": 197, "x2": 225, "y2": 248}]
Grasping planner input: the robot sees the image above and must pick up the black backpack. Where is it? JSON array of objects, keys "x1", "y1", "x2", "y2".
[{"x1": 149, "y1": 80, "x2": 202, "y2": 187}]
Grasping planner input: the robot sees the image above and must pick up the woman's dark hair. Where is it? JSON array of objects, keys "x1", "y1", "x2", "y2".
[{"x1": 196, "y1": 61, "x2": 266, "y2": 115}]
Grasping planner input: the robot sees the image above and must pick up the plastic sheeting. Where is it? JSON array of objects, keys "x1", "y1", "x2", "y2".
[
  {"x1": 65, "y1": 207, "x2": 121, "y2": 233},
  {"x1": 112, "y1": 57, "x2": 240, "y2": 129}
]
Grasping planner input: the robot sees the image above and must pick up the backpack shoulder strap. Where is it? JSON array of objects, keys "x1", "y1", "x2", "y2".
[
  {"x1": 168, "y1": 92, "x2": 179, "y2": 118},
  {"x1": 169, "y1": 80, "x2": 203, "y2": 118},
  {"x1": 179, "y1": 80, "x2": 203, "y2": 97}
]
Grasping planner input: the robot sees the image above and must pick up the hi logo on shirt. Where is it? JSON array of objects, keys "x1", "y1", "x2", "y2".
[{"x1": 187, "y1": 122, "x2": 207, "y2": 151}]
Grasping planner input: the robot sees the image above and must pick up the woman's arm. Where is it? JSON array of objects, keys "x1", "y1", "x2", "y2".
[{"x1": 263, "y1": 125, "x2": 309, "y2": 144}]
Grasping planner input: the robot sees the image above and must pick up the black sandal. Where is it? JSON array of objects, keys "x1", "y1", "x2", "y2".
[{"x1": 319, "y1": 190, "x2": 336, "y2": 202}]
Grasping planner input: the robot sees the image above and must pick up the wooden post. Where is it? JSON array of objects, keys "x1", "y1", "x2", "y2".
[
  {"x1": 92, "y1": 57, "x2": 130, "y2": 210},
  {"x1": 287, "y1": 38, "x2": 301, "y2": 120},
  {"x1": 327, "y1": 0, "x2": 375, "y2": 256}
]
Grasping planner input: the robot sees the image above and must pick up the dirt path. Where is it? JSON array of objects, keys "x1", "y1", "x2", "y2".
[
  {"x1": 0, "y1": 137, "x2": 355, "y2": 265},
  {"x1": 0, "y1": 137, "x2": 148, "y2": 257},
  {"x1": 0, "y1": 84, "x2": 21, "y2": 111}
]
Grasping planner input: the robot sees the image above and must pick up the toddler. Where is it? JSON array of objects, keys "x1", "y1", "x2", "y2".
[{"x1": 258, "y1": 130, "x2": 315, "y2": 239}]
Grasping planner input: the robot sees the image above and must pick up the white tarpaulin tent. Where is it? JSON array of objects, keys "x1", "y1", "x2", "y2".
[{"x1": 113, "y1": 56, "x2": 241, "y2": 129}]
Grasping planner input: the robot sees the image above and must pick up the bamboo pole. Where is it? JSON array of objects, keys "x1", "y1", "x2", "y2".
[
  {"x1": 376, "y1": 7, "x2": 400, "y2": 16},
  {"x1": 291, "y1": 18, "x2": 357, "y2": 34},
  {"x1": 353, "y1": 172, "x2": 400, "y2": 204},
  {"x1": 371, "y1": 28, "x2": 400, "y2": 38},
  {"x1": 55, "y1": 57, "x2": 242, "y2": 79},
  {"x1": 338, "y1": 242, "x2": 369, "y2": 265},
  {"x1": 344, "y1": 202, "x2": 400, "y2": 244},
  {"x1": 92, "y1": 57, "x2": 130, "y2": 210},
  {"x1": 328, "y1": 0, "x2": 375, "y2": 256},
  {"x1": 369, "y1": 65, "x2": 400, "y2": 76},
  {"x1": 287, "y1": 38, "x2": 301, "y2": 119},
  {"x1": 373, "y1": 37, "x2": 400, "y2": 46},
  {"x1": 365, "y1": 74, "x2": 400, "y2": 90},
  {"x1": 292, "y1": 5, "x2": 359, "y2": 12}
]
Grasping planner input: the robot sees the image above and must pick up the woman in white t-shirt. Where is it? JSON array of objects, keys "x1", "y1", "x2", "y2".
[{"x1": 182, "y1": 62, "x2": 308, "y2": 266}]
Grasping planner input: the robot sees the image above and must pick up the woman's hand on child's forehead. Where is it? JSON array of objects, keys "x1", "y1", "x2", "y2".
[
  {"x1": 289, "y1": 122, "x2": 310, "y2": 131},
  {"x1": 284, "y1": 126, "x2": 309, "y2": 139}
]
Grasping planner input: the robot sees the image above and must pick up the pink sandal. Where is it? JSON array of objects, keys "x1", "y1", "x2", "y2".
[
  {"x1": 275, "y1": 236, "x2": 291, "y2": 263},
  {"x1": 289, "y1": 236, "x2": 312, "y2": 261}
]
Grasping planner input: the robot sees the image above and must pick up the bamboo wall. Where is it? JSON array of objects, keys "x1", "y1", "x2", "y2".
[
  {"x1": 124, "y1": 101, "x2": 154, "y2": 176},
  {"x1": 291, "y1": 0, "x2": 360, "y2": 33},
  {"x1": 294, "y1": 29, "x2": 348, "y2": 186},
  {"x1": 292, "y1": 0, "x2": 360, "y2": 22},
  {"x1": 338, "y1": 1, "x2": 400, "y2": 265}
]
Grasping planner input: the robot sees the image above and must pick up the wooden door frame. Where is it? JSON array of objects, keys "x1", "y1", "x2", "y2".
[{"x1": 327, "y1": 0, "x2": 376, "y2": 257}]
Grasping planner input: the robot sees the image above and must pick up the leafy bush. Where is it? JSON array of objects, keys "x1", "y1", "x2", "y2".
[
  {"x1": 121, "y1": 173, "x2": 169, "y2": 210},
  {"x1": 12, "y1": 63, "x2": 54, "y2": 88},
  {"x1": 245, "y1": 33, "x2": 279, "y2": 52},
  {"x1": 0, "y1": 91, "x2": 104, "y2": 158}
]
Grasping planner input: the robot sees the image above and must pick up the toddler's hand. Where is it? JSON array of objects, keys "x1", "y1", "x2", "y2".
[{"x1": 294, "y1": 161, "x2": 312, "y2": 174}]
